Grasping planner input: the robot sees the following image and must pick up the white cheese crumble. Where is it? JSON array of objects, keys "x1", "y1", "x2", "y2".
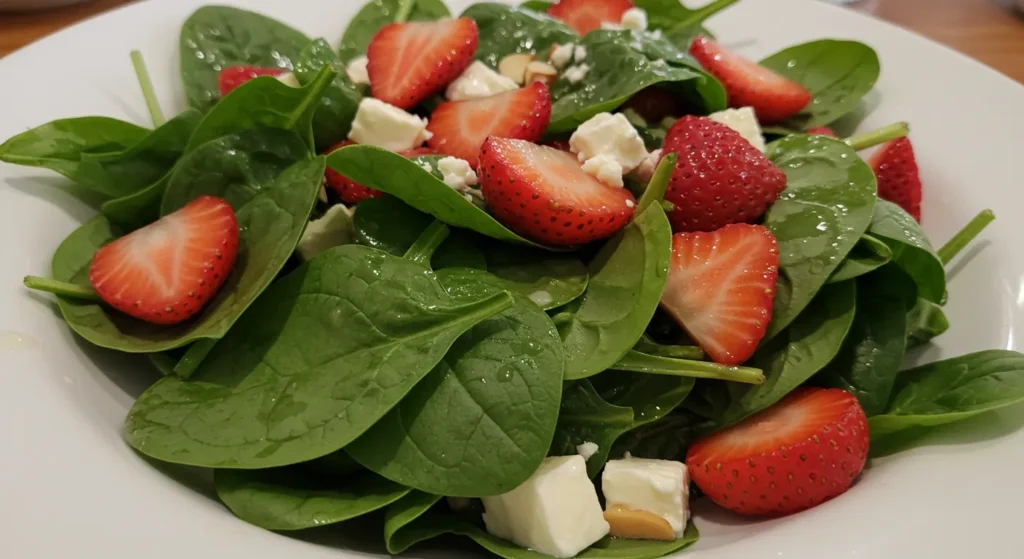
[
  {"x1": 630, "y1": 148, "x2": 663, "y2": 185},
  {"x1": 569, "y1": 112, "x2": 648, "y2": 187},
  {"x1": 620, "y1": 8, "x2": 649, "y2": 32},
  {"x1": 582, "y1": 155, "x2": 625, "y2": 188},
  {"x1": 445, "y1": 61, "x2": 519, "y2": 101},
  {"x1": 549, "y1": 43, "x2": 576, "y2": 69},
  {"x1": 707, "y1": 106, "x2": 766, "y2": 152},
  {"x1": 438, "y1": 156, "x2": 479, "y2": 192},
  {"x1": 574, "y1": 45, "x2": 588, "y2": 62},
  {"x1": 602, "y1": 458, "x2": 690, "y2": 539},
  {"x1": 296, "y1": 204, "x2": 355, "y2": 261},
  {"x1": 348, "y1": 98, "x2": 431, "y2": 151},
  {"x1": 563, "y1": 63, "x2": 591, "y2": 84},
  {"x1": 345, "y1": 55, "x2": 370, "y2": 86},
  {"x1": 576, "y1": 441, "x2": 599, "y2": 461},
  {"x1": 418, "y1": 161, "x2": 434, "y2": 173}
]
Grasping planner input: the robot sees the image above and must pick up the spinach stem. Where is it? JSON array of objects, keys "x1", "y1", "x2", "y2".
[
  {"x1": 637, "y1": 152, "x2": 675, "y2": 213},
  {"x1": 937, "y1": 209, "x2": 996, "y2": 265},
  {"x1": 844, "y1": 121, "x2": 909, "y2": 151},
  {"x1": 616, "y1": 350, "x2": 765, "y2": 384},
  {"x1": 404, "y1": 220, "x2": 450, "y2": 266},
  {"x1": 550, "y1": 311, "x2": 574, "y2": 327},
  {"x1": 671, "y1": 0, "x2": 740, "y2": 31},
  {"x1": 394, "y1": 0, "x2": 417, "y2": 23},
  {"x1": 24, "y1": 276, "x2": 101, "y2": 301},
  {"x1": 635, "y1": 338, "x2": 706, "y2": 360},
  {"x1": 173, "y1": 339, "x2": 218, "y2": 379},
  {"x1": 130, "y1": 50, "x2": 165, "y2": 127}
]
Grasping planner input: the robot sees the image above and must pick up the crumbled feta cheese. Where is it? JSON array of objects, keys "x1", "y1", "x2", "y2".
[
  {"x1": 275, "y1": 72, "x2": 300, "y2": 88},
  {"x1": 582, "y1": 155, "x2": 625, "y2": 188},
  {"x1": 482, "y1": 456, "x2": 609, "y2": 558},
  {"x1": 438, "y1": 156, "x2": 479, "y2": 192},
  {"x1": 620, "y1": 8, "x2": 648, "y2": 32},
  {"x1": 549, "y1": 43, "x2": 575, "y2": 69},
  {"x1": 418, "y1": 161, "x2": 434, "y2": 173},
  {"x1": 296, "y1": 204, "x2": 355, "y2": 261},
  {"x1": 529, "y1": 290, "x2": 554, "y2": 308},
  {"x1": 445, "y1": 61, "x2": 519, "y2": 101},
  {"x1": 563, "y1": 64, "x2": 591, "y2": 84},
  {"x1": 570, "y1": 112, "x2": 648, "y2": 185},
  {"x1": 602, "y1": 458, "x2": 689, "y2": 540},
  {"x1": 626, "y1": 199, "x2": 636, "y2": 208},
  {"x1": 649, "y1": 28, "x2": 663, "y2": 39},
  {"x1": 345, "y1": 55, "x2": 370, "y2": 85},
  {"x1": 630, "y1": 149, "x2": 663, "y2": 185},
  {"x1": 574, "y1": 45, "x2": 588, "y2": 62},
  {"x1": 348, "y1": 98, "x2": 431, "y2": 151},
  {"x1": 707, "y1": 106, "x2": 766, "y2": 152},
  {"x1": 576, "y1": 441, "x2": 599, "y2": 461}
]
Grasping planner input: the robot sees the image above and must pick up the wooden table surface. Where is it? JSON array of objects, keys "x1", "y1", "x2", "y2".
[{"x1": 2, "y1": 0, "x2": 1023, "y2": 83}]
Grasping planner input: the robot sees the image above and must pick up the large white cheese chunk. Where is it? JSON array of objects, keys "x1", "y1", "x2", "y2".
[
  {"x1": 569, "y1": 113, "x2": 648, "y2": 187},
  {"x1": 296, "y1": 204, "x2": 355, "y2": 261},
  {"x1": 348, "y1": 97, "x2": 431, "y2": 151},
  {"x1": 601, "y1": 458, "x2": 689, "y2": 540},
  {"x1": 620, "y1": 8, "x2": 649, "y2": 32},
  {"x1": 446, "y1": 61, "x2": 519, "y2": 101},
  {"x1": 707, "y1": 106, "x2": 766, "y2": 152},
  {"x1": 345, "y1": 55, "x2": 370, "y2": 86},
  {"x1": 482, "y1": 455, "x2": 609, "y2": 558}
]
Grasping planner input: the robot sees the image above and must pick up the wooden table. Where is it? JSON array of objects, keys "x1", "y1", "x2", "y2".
[{"x1": 2, "y1": 0, "x2": 1023, "y2": 83}]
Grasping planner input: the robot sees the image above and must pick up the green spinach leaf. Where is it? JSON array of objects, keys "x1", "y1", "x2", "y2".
[
  {"x1": 214, "y1": 468, "x2": 410, "y2": 531},
  {"x1": 339, "y1": 0, "x2": 452, "y2": 62},
  {"x1": 868, "y1": 199, "x2": 945, "y2": 304},
  {"x1": 613, "y1": 350, "x2": 765, "y2": 384},
  {"x1": 519, "y1": 0, "x2": 554, "y2": 11},
  {"x1": 466, "y1": 518, "x2": 700, "y2": 559},
  {"x1": 611, "y1": 411, "x2": 710, "y2": 462},
  {"x1": 485, "y1": 244, "x2": 588, "y2": 310},
  {"x1": 384, "y1": 491, "x2": 445, "y2": 555},
  {"x1": 827, "y1": 233, "x2": 892, "y2": 284},
  {"x1": 180, "y1": 6, "x2": 311, "y2": 111},
  {"x1": 124, "y1": 245, "x2": 513, "y2": 468},
  {"x1": 463, "y1": 3, "x2": 577, "y2": 68},
  {"x1": 760, "y1": 39, "x2": 880, "y2": 130},
  {"x1": 294, "y1": 38, "x2": 363, "y2": 150},
  {"x1": 906, "y1": 298, "x2": 949, "y2": 349},
  {"x1": 764, "y1": 134, "x2": 876, "y2": 338}
]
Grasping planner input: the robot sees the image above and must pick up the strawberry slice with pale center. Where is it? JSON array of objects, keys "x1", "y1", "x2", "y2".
[
  {"x1": 660, "y1": 224, "x2": 779, "y2": 365},
  {"x1": 89, "y1": 196, "x2": 239, "y2": 325},
  {"x1": 547, "y1": 0, "x2": 635, "y2": 35}
]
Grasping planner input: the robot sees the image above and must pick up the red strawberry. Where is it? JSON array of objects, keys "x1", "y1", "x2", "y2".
[
  {"x1": 662, "y1": 116, "x2": 787, "y2": 233},
  {"x1": 689, "y1": 36, "x2": 812, "y2": 124},
  {"x1": 478, "y1": 137, "x2": 635, "y2": 246},
  {"x1": 547, "y1": 0, "x2": 634, "y2": 35},
  {"x1": 367, "y1": 18, "x2": 479, "y2": 109},
  {"x1": 324, "y1": 141, "x2": 435, "y2": 204},
  {"x1": 807, "y1": 126, "x2": 837, "y2": 138},
  {"x1": 622, "y1": 86, "x2": 683, "y2": 124},
  {"x1": 660, "y1": 224, "x2": 779, "y2": 365},
  {"x1": 869, "y1": 137, "x2": 922, "y2": 221},
  {"x1": 686, "y1": 387, "x2": 870, "y2": 517},
  {"x1": 427, "y1": 82, "x2": 551, "y2": 165},
  {"x1": 89, "y1": 196, "x2": 239, "y2": 325},
  {"x1": 217, "y1": 66, "x2": 290, "y2": 97}
]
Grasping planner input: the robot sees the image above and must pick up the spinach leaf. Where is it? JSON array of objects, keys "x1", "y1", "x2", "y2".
[
  {"x1": 294, "y1": 38, "x2": 363, "y2": 150},
  {"x1": 0, "y1": 111, "x2": 200, "y2": 199},
  {"x1": 760, "y1": 40, "x2": 880, "y2": 130},
  {"x1": 827, "y1": 233, "x2": 892, "y2": 284},
  {"x1": 180, "y1": 5, "x2": 311, "y2": 112},
  {"x1": 50, "y1": 158, "x2": 324, "y2": 354},
  {"x1": 613, "y1": 350, "x2": 765, "y2": 384},
  {"x1": 100, "y1": 176, "x2": 169, "y2": 229},
  {"x1": 870, "y1": 350, "x2": 1024, "y2": 439},
  {"x1": 326, "y1": 144, "x2": 549, "y2": 248},
  {"x1": 764, "y1": 134, "x2": 876, "y2": 338},
  {"x1": 548, "y1": 30, "x2": 725, "y2": 134},
  {"x1": 611, "y1": 411, "x2": 710, "y2": 462},
  {"x1": 906, "y1": 298, "x2": 949, "y2": 349},
  {"x1": 463, "y1": 3, "x2": 577, "y2": 68},
  {"x1": 868, "y1": 199, "x2": 945, "y2": 304},
  {"x1": 485, "y1": 244, "x2": 588, "y2": 310},
  {"x1": 347, "y1": 268, "x2": 564, "y2": 497},
  {"x1": 339, "y1": 0, "x2": 452, "y2": 61},
  {"x1": 124, "y1": 245, "x2": 513, "y2": 468},
  {"x1": 214, "y1": 468, "x2": 410, "y2": 531},
  {"x1": 519, "y1": 0, "x2": 554, "y2": 11},
  {"x1": 384, "y1": 491, "x2": 445, "y2": 555},
  {"x1": 558, "y1": 204, "x2": 672, "y2": 380},
  {"x1": 723, "y1": 281, "x2": 857, "y2": 423}
]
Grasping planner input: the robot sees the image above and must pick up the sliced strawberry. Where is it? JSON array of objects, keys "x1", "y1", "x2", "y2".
[
  {"x1": 367, "y1": 18, "x2": 479, "y2": 109},
  {"x1": 686, "y1": 387, "x2": 870, "y2": 516},
  {"x1": 869, "y1": 137, "x2": 922, "y2": 221},
  {"x1": 689, "y1": 36, "x2": 812, "y2": 124},
  {"x1": 324, "y1": 141, "x2": 436, "y2": 204},
  {"x1": 622, "y1": 86, "x2": 684, "y2": 124},
  {"x1": 89, "y1": 196, "x2": 239, "y2": 325},
  {"x1": 547, "y1": 0, "x2": 634, "y2": 35},
  {"x1": 217, "y1": 66, "x2": 289, "y2": 97},
  {"x1": 662, "y1": 116, "x2": 787, "y2": 233},
  {"x1": 478, "y1": 137, "x2": 635, "y2": 246},
  {"x1": 807, "y1": 126, "x2": 837, "y2": 138},
  {"x1": 427, "y1": 82, "x2": 551, "y2": 166},
  {"x1": 660, "y1": 224, "x2": 779, "y2": 365}
]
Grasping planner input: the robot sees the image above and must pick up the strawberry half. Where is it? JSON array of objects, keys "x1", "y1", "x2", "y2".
[
  {"x1": 662, "y1": 116, "x2": 787, "y2": 233},
  {"x1": 547, "y1": 0, "x2": 634, "y2": 35},
  {"x1": 89, "y1": 196, "x2": 239, "y2": 325},
  {"x1": 689, "y1": 36, "x2": 812, "y2": 124},
  {"x1": 427, "y1": 82, "x2": 551, "y2": 165},
  {"x1": 217, "y1": 66, "x2": 290, "y2": 97},
  {"x1": 869, "y1": 137, "x2": 922, "y2": 221},
  {"x1": 806, "y1": 126, "x2": 837, "y2": 138},
  {"x1": 367, "y1": 18, "x2": 479, "y2": 109},
  {"x1": 324, "y1": 141, "x2": 435, "y2": 204},
  {"x1": 686, "y1": 387, "x2": 870, "y2": 517},
  {"x1": 660, "y1": 224, "x2": 779, "y2": 365},
  {"x1": 478, "y1": 137, "x2": 636, "y2": 246}
]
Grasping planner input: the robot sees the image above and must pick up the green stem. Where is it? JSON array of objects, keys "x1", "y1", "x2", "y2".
[
  {"x1": 615, "y1": 350, "x2": 764, "y2": 384},
  {"x1": 131, "y1": 50, "x2": 165, "y2": 127},
  {"x1": 403, "y1": 220, "x2": 450, "y2": 267},
  {"x1": 671, "y1": 0, "x2": 740, "y2": 31},
  {"x1": 937, "y1": 209, "x2": 995, "y2": 265},
  {"x1": 634, "y1": 338, "x2": 706, "y2": 361},
  {"x1": 550, "y1": 311, "x2": 574, "y2": 327},
  {"x1": 24, "y1": 276, "x2": 100, "y2": 301},
  {"x1": 844, "y1": 122, "x2": 909, "y2": 151},
  {"x1": 393, "y1": 0, "x2": 417, "y2": 23},
  {"x1": 173, "y1": 339, "x2": 218, "y2": 379},
  {"x1": 637, "y1": 152, "x2": 675, "y2": 213}
]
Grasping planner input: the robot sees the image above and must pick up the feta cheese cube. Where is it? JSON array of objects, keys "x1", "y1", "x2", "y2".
[
  {"x1": 620, "y1": 8, "x2": 648, "y2": 32},
  {"x1": 296, "y1": 204, "x2": 355, "y2": 261},
  {"x1": 576, "y1": 441, "x2": 599, "y2": 461},
  {"x1": 482, "y1": 456, "x2": 609, "y2": 558},
  {"x1": 601, "y1": 458, "x2": 689, "y2": 541},
  {"x1": 438, "y1": 156, "x2": 479, "y2": 192},
  {"x1": 574, "y1": 45, "x2": 588, "y2": 62},
  {"x1": 445, "y1": 61, "x2": 519, "y2": 101},
  {"x1": 275, "y1": 72, "x2": 300, "y2": 88},
  {"x1": 563, "y1": 64, "x2": 591, "y2": 84},
  {"x1": 707, "y1": 106, "x2": 766, "y2": 152},
  {"x1": 550, "y1": 43, "x2": 576, "y2": 69},
  {"x1": 345, "y1": 55, "x2": 370, "y2": 86},
  {"x1": 582, "y1": 155, "x2": 625, "y2": 188},
  {"x1": 569, "y1": 112, "x2": 648, "y2": 185},
  {"x1": 348, "y1": 98, "x2": 432, "y2": 151}
]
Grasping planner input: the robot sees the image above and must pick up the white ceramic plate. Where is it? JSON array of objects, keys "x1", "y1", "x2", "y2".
[{"x1": 1, "y1": 0, "x2": 1023, "y2": 557}]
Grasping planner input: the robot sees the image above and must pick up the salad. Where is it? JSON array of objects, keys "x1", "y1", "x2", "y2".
[{"x1": 3, "y1": 0, "x2": 1023, "y2": 557}]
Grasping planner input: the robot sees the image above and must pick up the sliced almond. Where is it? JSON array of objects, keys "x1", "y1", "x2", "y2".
[
  {"x1": 498, "y1": 53, "x2": 534, "y2": 85},
  {"x1": 525, "y1": 61, "x2": 558, "y2": 86},
  {"x1": 604, "y1": 505, "x2": 676, "y2": 542}
]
